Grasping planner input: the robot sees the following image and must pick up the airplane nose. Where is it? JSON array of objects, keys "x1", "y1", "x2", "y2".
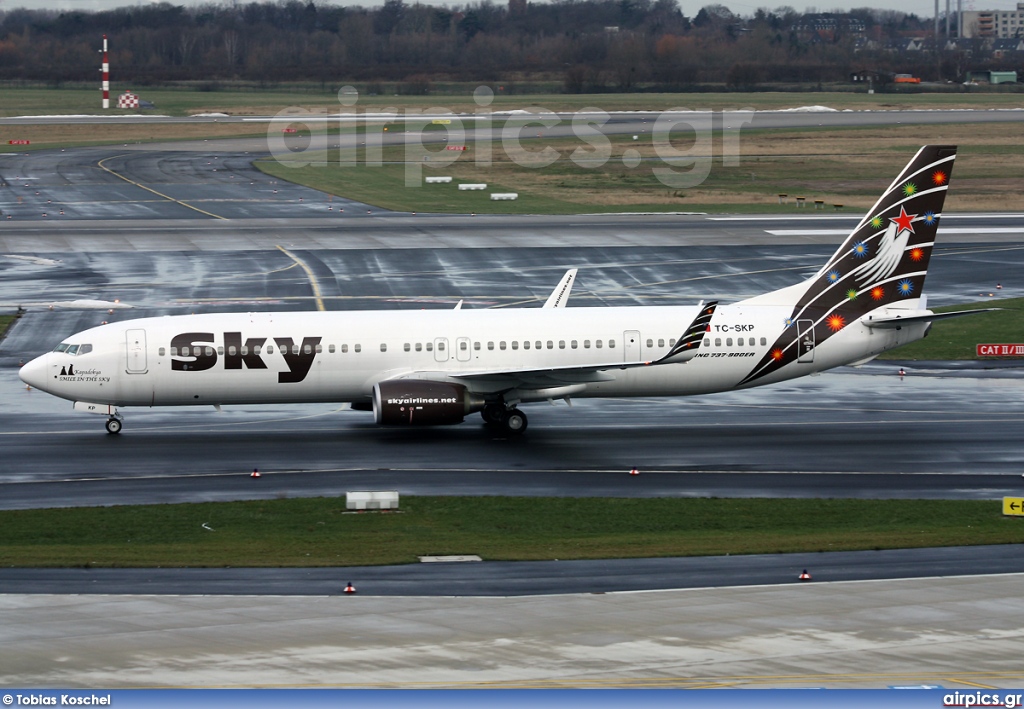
[{"x1": 19, "y1": 353, "x2": 50, "y2": 390}]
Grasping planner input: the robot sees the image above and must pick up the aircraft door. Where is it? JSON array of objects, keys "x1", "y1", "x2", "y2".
[
  {"x1": 623, "y1": 330, "x2": 641, "y2": 361},
  {"x1": 126, "y1": 329, "x2": 148, "y2": 373},
  {"x1": 434, "y1": 338, "x2": 449, "y2": 363},
  {"x1": 456, "y1": 337, "x2": 471, "y2": 362},
  {"x1": 797, "y1": 320, "x2": 815, "y2": 363}
]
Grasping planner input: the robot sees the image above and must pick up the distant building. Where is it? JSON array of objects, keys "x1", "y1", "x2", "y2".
[
  {"x1": 967, "y1": 69, "x2": 1018, "y2": 83},
  {"x1": 962, "y1": 3, "x2": 1024, "y2": 38}
]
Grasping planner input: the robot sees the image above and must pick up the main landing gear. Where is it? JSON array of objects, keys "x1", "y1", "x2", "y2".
[
  {"x1": 481, "y1": 403, "x2": 528, "y2": 435},
  {"x1": 105, "y1": 414, "x2": 123, "y2": 434}
]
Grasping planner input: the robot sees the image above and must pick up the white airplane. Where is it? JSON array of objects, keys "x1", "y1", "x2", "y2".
[{"x1": 19, "y1": 145, "x2": 989, "y2": 435}]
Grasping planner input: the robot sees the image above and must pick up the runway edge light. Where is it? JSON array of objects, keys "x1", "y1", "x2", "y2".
[{"x1": 1002, "y1": 497, "x2": 1024, "y2": 516}]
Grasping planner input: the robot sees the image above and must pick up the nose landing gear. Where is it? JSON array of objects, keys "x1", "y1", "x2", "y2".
[{"x1": 105, "y1": 415, "x2": 123, "y2": 434}]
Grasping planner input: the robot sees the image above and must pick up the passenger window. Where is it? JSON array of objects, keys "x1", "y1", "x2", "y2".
[
  {"x1": 523, "y1": 341, "x2": 530, "y2": 350},
  {"x1": 584, "y1": 340, "x2": 591, "y2": 349},
  {"x1": 474, "y1": 342, "x2": 480, "y2": 350},
  {"x1": 204, "y1": 347, "x2": 213, "y2": 357},
  {"x1": 293, "y1": 345, "x2": 300, "y2": 355},
  {"x1": 341, "y1": 344, "x2": 348, "y2": 353},
  {"x1": 181, "y1": 347, "x2": 190, "y2": 357},
  {"x1": 559, "y1": 341, "x2": 565, "y2": 349},
  {"x1": 658, "y1": 339, "x2": 664, "y2": 348},
  {"x1": 571, "y1": 340, "x2": 578, "y2": 349},
  {"x1": 426, "y1": 342, "x2": 433, "y2": 351},
  {"x1": 547, "y1": 341, "x2": 553, "y2": 349},
  {"x1": 315, "y1": 344, "x2": 323, "y2": 353},
  {"x1": 596, "y1": 340, "x2": 602, "y2": 349},
  {"x1": 228, "y1": 346, "x2": 237, "y2": 356},
  {"x1": 714, "y1": 338, "x2": 721, "y2": 347},
  {"x1": 170, "y1": 347, "x2": 178, "y2": 356},
  {"x1": 438, "y1": 342, "x2": 445, "y2": 351},
  {"x1": 218, "y1": 346, "x2": 224, "y2": 355},
  {"x1": 704, "y1": 338, "x2": 710, "y2": 347},
  {"x1": 646, "y1": 339, "x2": 653, "y2": 348},
  {"x1": 329, "y1": 344, "x2": 336, "y2": 353},
  {"x1": 512, "y1": 341, "x2": 519, "y2": 350},
  {"x1": 158, "y1": 347, "x2": 166, "y2": 356},
  {"x1": 380, "y1": 343, "x2": 387, "y2": 352},
  {"x1": 267, "y1": 345, "x2": 274, "y2": 354},
  {"x1": 535, "y1": 341, "x2": 542, "y2": 350},
  {"x1": 760, "y1": 337, "x2": 766, "y2": 346},
  {"x1": 500, "y1": 341, "x2": 507, "y2": 350},
  {"x1": 669, "y1": 339, "x2": 676, "y2": 347},
  {"x1": 253, "y1": 345, "x2": 261, "y2": 355},
  {"x1": 354, "y1": 344, "x2": 362, "y2": 353},
  {"x1": 726, "y1": 338, "x2": 733, "y2": 347},
  {"x1": 608, "y1": 340, "x2": 615, "y2": 348},
  {"x1": 487, "y1": 342, "x2": 494, "y2": 350},
  {"x1": 404, "y1": 343, "x2": 411, "y2": 352},
  {"x1": 415, "y1": 343, "x2": 422, "y2": 352},
  {"x1": 80, "y1": 344, "x2": 93, "y2": 355},
  {"x1": 460, "y1": 341, "x2": 468, "y2": 351}
]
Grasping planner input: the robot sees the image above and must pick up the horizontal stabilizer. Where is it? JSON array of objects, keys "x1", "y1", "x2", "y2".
[{"x1": 861, "y1": 308, "x2": 999, "y2": 329}]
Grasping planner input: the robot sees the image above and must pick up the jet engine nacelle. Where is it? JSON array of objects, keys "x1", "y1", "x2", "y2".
[{"x1": 372, "y1": 380, "x2": 485, "y2": 426}]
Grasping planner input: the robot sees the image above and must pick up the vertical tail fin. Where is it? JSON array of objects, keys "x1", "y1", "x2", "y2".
[{"x1": 739, "y1": 145, "x2": 957, "y2": 385}]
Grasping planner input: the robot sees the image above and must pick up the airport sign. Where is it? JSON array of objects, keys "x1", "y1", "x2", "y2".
[
  {"x1": 1004, "y1": 497, "x2": 1024, "y2": 516},
  {"x1": 977, "y1": 343, "x2": 1024, "y2": 357}
]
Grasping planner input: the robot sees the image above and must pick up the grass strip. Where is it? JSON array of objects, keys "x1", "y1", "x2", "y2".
[
  {"x1": 256, "y1": 122, "x2": 1024, "y2": 214},
  {"x1": 1, "y1": 496, "x2": 1021, "y2": 568},
  {"x1": 5, "y1": 87, "x2": 1024, "y2": 118},
  {"x1": 880, "y1": 296, "x2": 1024, "y2": 360}
]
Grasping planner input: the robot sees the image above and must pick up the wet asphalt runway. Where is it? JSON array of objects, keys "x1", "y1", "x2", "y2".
[{"x1": 1, "y1": 242, "x2": 1023, "y2": 510}]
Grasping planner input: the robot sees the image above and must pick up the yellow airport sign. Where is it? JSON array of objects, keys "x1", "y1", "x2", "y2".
[
  {"x1": 432, "y1": 119, "x2": 452, "y2": 125},
  {"x1": 1003, "y1": 497, "x2": 1024, "y2": 516}
]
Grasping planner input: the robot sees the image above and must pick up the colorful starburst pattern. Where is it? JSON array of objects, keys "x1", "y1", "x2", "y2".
[
  {"x1": 783, "y1": 317, "x2": 794, "y2": 328},
  {"x1": 771, "y1": 348, "x2": 785, "y2": 361},
  {"x1": 923, "y1": 211, "x2": 937, "y2": 226},
  {"x1": 871, "y1": 286, "x2": 885, "y2": 300},
  {"x1": 827, "y1": 314, "x2": 846, "y2": 332},
  {"x1": 826, "y1": 270, "x2": 841, "y2": 284},
  {"x1": 870, "y1": 216, "x2": 884, "y2": 230},
  {"x1": 897, "y1": 279, "x2": 914, "y2": 296},
  {"x1": 933, "y1": 170, "x2": 947, "y2": 185},
  {"x1": 846, "y1": 288, "x2": 858, "y2": 300},
  {"x1": 909, "y1": 247, "x2": 924, "y2": 262},
  {"x1": 903, "y1": 182, "x2": 917, "y2": 196},
  {"x1": 852, "y1": 241, "x2": 869, "y2": 258}
]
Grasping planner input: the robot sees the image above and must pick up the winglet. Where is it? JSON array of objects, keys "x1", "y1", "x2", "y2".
[
  {"x1": 543, "y1": 269, "x2": 577, "y2": 308},
  {"x1": 654, "y1": 301, "x2": 718, "y2": 364}
]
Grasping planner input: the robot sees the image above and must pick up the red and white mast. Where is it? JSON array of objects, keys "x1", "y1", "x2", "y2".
[{"x1": 101, "y1": 34, "x2": 109, "y2": 109}]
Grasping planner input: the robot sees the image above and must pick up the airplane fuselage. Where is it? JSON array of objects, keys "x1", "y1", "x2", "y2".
[{"x1": 23, "y1": 302, "x2": 923, "y2": 409}]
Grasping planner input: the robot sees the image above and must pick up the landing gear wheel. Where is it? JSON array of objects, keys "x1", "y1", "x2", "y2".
[
  {"x1": 503, "y1": 408, "x2": 528, "y2": 435},
  {"x1": 481, "y1": 403, "x2": 506, "y2": 426},
  {"x1": 105, "y1": 418, "x2": 122, "y2": 435}
]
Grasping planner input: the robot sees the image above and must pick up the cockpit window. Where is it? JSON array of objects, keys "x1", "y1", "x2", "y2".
[{"x1": 52, "y1": 343, "x2": 92, "y2": 355}]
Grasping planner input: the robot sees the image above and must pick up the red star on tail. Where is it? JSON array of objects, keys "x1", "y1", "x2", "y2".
[{"x1": 891, "y1": 206, "x2": 916, "y2": 235}]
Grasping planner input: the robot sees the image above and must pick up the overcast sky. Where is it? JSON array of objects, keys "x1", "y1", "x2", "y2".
[{"x1": 1, "y1": 0, "x2": 1018, "y2": 22}]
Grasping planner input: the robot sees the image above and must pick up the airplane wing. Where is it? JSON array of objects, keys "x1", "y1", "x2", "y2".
[
  {"x1": 861, "y1": 308, "x2": 999, "y2": 329},
  {"x1": 385, "y1": 301, "x2": 718, "y2": 391},
  {"x1": 543, "y1": 269, "x2": 577, "y2": 308}
]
